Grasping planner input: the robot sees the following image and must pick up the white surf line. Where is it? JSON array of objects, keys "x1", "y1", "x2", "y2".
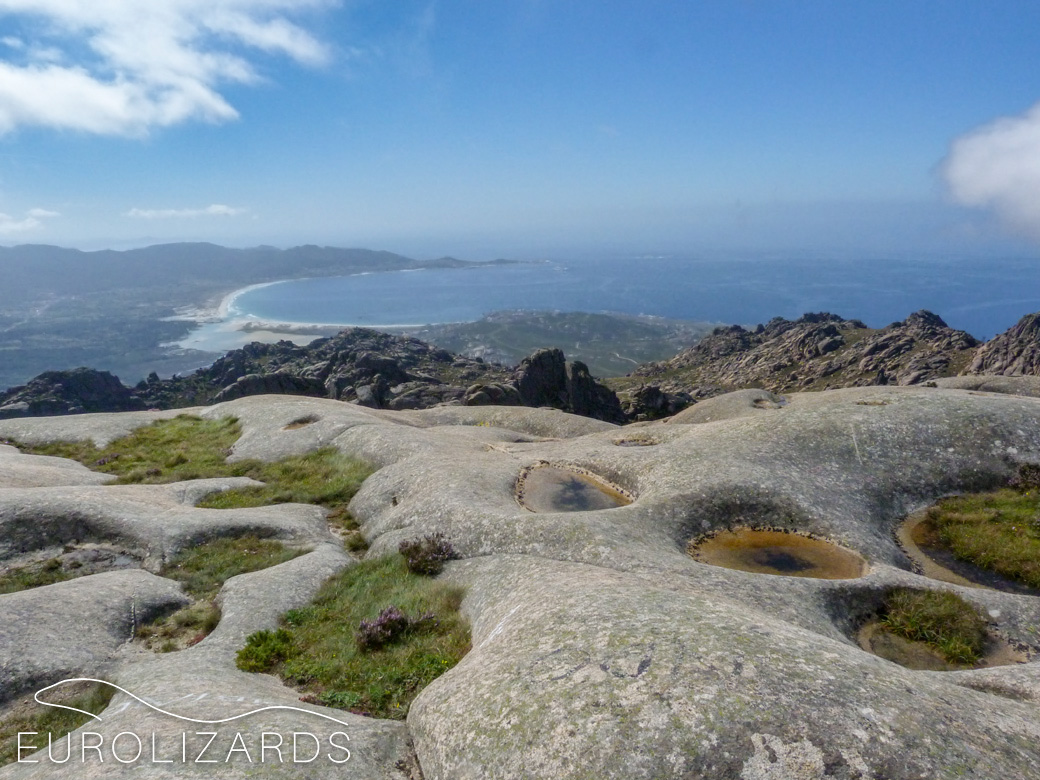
[{"x1": 35, "y1": 678, "x2": 352, "y2": 728}]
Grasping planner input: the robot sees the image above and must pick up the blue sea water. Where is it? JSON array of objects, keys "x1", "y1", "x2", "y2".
[{"x1": 221, "y1": 255, "x2": 1040, "y2": 343}]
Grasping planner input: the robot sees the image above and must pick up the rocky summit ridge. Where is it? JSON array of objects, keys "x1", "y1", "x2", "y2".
[
  {"x1": 627, "y1": 310, "x2": 978, "y2": 399},
  {"x1": 6, "y1": 309, "x2": 1040, "y2": 426},
  {"x1": 0, "y1": 328, "x2": 626, "y2": 424},
  {"x1": 3, "y1": 382, "x2": 1040, "y2": 778}
]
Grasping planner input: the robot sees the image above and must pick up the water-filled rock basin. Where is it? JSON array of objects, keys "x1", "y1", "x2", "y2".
[
  {"x1": 856, "y1": 621, "x2": 1026, "y2": 671},
  {"x1": 517, "y1": 466, "x2": 632, "y2": 513},
  {"x1": 688, "y1": 528, "x2": 867, "y2": 579}
]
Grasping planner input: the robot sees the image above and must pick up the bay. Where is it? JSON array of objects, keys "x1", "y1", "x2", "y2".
[{"x1": 187, "y1": 254, "x2": 1040, "y2": 352}]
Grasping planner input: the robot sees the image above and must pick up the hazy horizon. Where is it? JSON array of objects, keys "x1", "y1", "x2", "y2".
[{"x1": 0, "y1": 3, "x2": 1038, "y2": 259}]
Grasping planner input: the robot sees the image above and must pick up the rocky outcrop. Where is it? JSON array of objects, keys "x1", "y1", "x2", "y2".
[
  {"x1": 615, "y1": 383, "x2": 701, "y2": 421},
  {"x1": 629, "y1": 310, "x2": 980, "y2": 402},
  {"x1": 138, "y1": 329, "x2": 501, "y2": 409},
  {"x1": 0, "y1": 330, "x2": 626, "y2": 423},
  {"x1": 513, "y1": 348, "x2": 626, "y2": 423},
  {"x1": 0, "y1": 368, "x2": 145, "y2": 419},
  {"x1": 964, "y1": 311, "x2": 1040, "y2": 376},
  {"x1": 4, "y1": 389, "x2": 1040, "y2": 777},
  {"x1": 211, "y1": 371, "x2": 327, "y2": 403}
]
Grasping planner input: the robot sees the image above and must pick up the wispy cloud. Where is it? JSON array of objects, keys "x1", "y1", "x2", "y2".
[
  {"x1": 0, "y1": 206, "x2": 58, "y2": 233},
  {"x1": 0, "y1": 1, "x2": 337, "y2": 136},
  {"x1": 125, "y1": 203, "x2": 246, "y2": 219},
  {"x1": 942, "y1": 101, "x2": 1040, "y2": 240}
]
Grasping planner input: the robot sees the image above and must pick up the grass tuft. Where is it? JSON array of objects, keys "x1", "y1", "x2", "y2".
[
  {"x1": 11, "y1": 415, "x2": 373, "y2": 549},
  {"x1": 0, "y1": 682, "x2": 115, "y2": 766},
  {"x1": 195, "y1": 450, "x2": 372, "y2": 512},
  {"x1": 879, "y1": 588, "x2": 987, "y2": 664},
  {"x1": 925, "y1": 488, "x2": 1040, "y2": 589},
  {"x1": 161, "y1": 534, "x2": 306, "y2": 601},
  {"x1": 236, "y1": 555, "x2": 469, "y2": 719},
  {"x1": 22, "y1": 415, "x2": 243, "y2": 484},
  {"x1": 0, "y1": 559, "x2": 72, "y2": 595},
  {"x1": 136, "y1": 535, "x2": 306, "y2": 652}
]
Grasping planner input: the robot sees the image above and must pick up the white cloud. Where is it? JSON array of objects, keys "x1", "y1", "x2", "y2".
[
  {"x1": 126, "y1": 203, "x2": 247, "y2": 219},
  {"x1": 943, "y1": 101, "x2": 1040, "y2": 239},
  {"x1": 0, "y1": 1, "x2": 336, "y2": 136},
  {"x1": 0, "y1": 207, "x2": 58, "y2": 233}
]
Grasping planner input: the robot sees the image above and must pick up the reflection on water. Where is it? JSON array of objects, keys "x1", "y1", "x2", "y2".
[
  {"x1": 518, "y1": 466, "x2": 632, "y2": 513},
  {"x1": 688, "y1": 528, "x2": 867, "y2": 579}
]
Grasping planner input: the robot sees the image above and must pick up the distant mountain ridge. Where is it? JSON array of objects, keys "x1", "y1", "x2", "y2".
[
  {"x1": 0, "y1": 242, "x2": 487, "y2": 299},
  {"x1": 7, "y1": 307, "x2": 1040, "y2": 425},
  {"x1": 0, "y1": 242, "x2": 516, "y2": 390}
]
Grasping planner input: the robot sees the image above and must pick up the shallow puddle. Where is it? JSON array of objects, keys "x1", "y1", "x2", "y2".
[
  {"x1": 687, "y1": 529, "x2": 867, "y2": 579},
  {"x1": 282, "y1": 414, "x2": 319, "y2": 430},
  {"x1": 517, "y1": 466, "x2": 632, "y2": 513},
  {"x1": 857, "y1": 621, "x2": 1026, "y2": 671}
]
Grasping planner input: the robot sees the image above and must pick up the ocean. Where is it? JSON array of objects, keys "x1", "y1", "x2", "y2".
[{"x1": 184, "y1": 254, "x2": 1040, "y2": 352}]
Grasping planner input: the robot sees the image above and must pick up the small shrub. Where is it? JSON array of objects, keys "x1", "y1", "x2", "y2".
[
  {"x1": 236, "y1": 555, "x2": 469, "y2": 719},
  {"x1": 356, "y1": 606, "x2": 436, "y2": 651},
  {"x1": 399, "y1": 533, "x2": 457, "y2": 575},
  {"x1": 237, "y1": 628, "x2": 296, "y2": 672},
  {"x1": 879, "y1": 588, "x2": 987, "y2": 664},
  {"x1": 1012, "y1": 463, "x2": 1040, "y2": 491}
]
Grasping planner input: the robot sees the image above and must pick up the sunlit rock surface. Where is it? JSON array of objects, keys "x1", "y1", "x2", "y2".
[{"x1": 2, "y1": 384, "x2": 1040, "y2": 778}]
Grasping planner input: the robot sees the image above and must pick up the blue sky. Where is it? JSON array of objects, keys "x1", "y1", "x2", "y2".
[{"x1": 1, "y1": 0, "x2": 1040, "y2": 258}]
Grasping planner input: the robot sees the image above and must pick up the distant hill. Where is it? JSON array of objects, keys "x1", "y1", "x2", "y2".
[
  {"x1": 0, "y1": 243, "x2": 444, "y2": 299},
  {"x1": 401, "y1": 310, "x2": 719, "y2": 378},
  {"x1": 0, "y1": 243, "x2": 504, "y2": 390}
]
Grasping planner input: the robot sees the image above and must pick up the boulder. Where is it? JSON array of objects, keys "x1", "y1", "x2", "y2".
[{"x1": 0, "y1": 368, "x2": 144, "y2": 419}]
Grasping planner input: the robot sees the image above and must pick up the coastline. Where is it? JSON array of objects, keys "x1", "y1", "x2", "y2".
[
  {"x1": 173, "y1": 274, "x2": 472, "y2": 353},
  {"x1": 217, "y1": 279, "x2": 292, "y2": 318}
]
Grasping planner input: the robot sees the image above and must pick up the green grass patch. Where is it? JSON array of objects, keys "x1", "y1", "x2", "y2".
[
  {"x1": 925, "y1": 488, "x2": 1040, "y2": 589},
  {"x1": 0, "y1": 559, "x2": 72, "y2": 595},
  {"x1": 137, "y1": 601, "x2": 222, "y2": 653},
  {"x1": 12, "y1": 416, "x2": 373, "y2": 547},
  {"x1": 879, "y1": 588, "x2": 987, "y2": 664},
  {"x1": 236, "y1": 555, "x2": 469, "y2": 719},
  {"x1": 194, "y1": 450, "x2": 373, "y2": 512},
  {"x1": 0, "y1": 682, "x2": 115, "y2": 766},
  {"x1": 21, "y1": 415, "x2": 243, "y2": 484},
  {"x1": 162, "y1": 534, "x2": 306, "y2": 601},
  {"x1": 136, "y1": 535, "x2": 306, "y2": 652}
]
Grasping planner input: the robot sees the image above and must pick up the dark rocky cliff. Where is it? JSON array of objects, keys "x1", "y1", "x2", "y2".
[{"x1": 0, "y1": 329, "x2": 627, "y2": 424}]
